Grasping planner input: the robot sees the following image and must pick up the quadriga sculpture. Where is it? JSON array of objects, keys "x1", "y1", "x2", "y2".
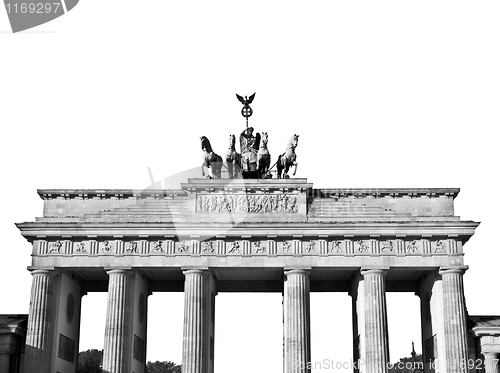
[
  {"x1": 277, "y1": 134, "x2": 298, "y2": 179},
  {"x1": 200, "y1": 136, "x2": 223, "y2": 179}
]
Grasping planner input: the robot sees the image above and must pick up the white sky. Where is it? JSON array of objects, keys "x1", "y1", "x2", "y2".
[{"x1": 1, "y1": 1, "x2": 499, "y2": 372}]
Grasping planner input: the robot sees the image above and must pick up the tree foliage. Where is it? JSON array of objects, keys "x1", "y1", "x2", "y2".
[
  {"x1": 146, "y1": 360, "x2": 181, "y2": 373},
  {"x1": 77, "y1": 349, "x2": 103, "y2": 373},
  {"x1": 389, "y1": 354, "x2": 423, "y2": 373},
  {"x1": 77, "y1": 350, "x2": 181, "y2": 373}
]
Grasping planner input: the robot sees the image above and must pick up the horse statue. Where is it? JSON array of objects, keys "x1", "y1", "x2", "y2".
[
  {"x1": 200, "y1": 136, "x2": 223, "y2": 179},
  {"x1": 225, "y1": 134, "x2": 241, "y2": 179},
  {"x1": 277, "y1": 134, "x2": 299, "y2": 179},
  {"x1": 257, "y1": 132, "x2": 271, "y2": 178}
]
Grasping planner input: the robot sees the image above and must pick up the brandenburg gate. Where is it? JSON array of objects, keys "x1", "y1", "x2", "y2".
[{"x1": 16, "y1": 179, "x2": 478, "y2": 373}]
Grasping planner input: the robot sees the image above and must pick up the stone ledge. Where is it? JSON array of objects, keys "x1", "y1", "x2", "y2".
[
  {"x1": 310, "y1": 187, "x2": 460, "y2": 199},
  {"x1": 38, "y1": 189, "x2": 187, "y2": 200},
  {"x1": 37, "y1": 186, "x2": 460, "y2": 200}
]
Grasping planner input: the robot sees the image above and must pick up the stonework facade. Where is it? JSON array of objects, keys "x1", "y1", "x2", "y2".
[{"x1": 16, "y1": 178, "x2": 485, "y2": 373}]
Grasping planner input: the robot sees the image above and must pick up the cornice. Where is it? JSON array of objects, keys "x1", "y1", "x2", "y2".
[
  {"x1": 472, "y1": 326, "x2": 500, "y2": 337},
  {"x1": 15, "y1": 220, "x2": 479, "y2": 240},
  {"x1": 311, "y1": 188, "x2": 460, "y2": 199},
  {"x1": 182, "y1": 178, "x2": 312, "y2": 193},
  {"x1": 37, "y1": 186, "x2": 460, "y2": 200},
  {"x1": 37, "y1": 189, "x2": 187, "y2": 200}
]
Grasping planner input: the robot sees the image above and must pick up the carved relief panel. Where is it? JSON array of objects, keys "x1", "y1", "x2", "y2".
[
  {"x1": 32, "y1": 237, "x2": 461, "y2": 258},
  {"x1": 196, "y1": 194, "x2": 299, "y2": 214}
]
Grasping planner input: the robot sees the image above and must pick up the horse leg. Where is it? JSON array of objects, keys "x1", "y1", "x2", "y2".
[
  {"x1": 217, "y1": 163, "x2": 223, "y2": 179},
  {"x1": 234, "y1": 154, "x2": 240, "y2": 178},
  {"x1": 227, "y1": 161, "x2": 233, "y2": 179},
  {"x1": 212, "y1": 162, "x2": 219, "y2": 179},
  {"x1": 293, "y1": 161, "x2": 298, "y2": 176},
  {"x1": 284, "y1": 163, "x2": 290, "y2": 179},
  {"x1": 215, "y1": 157, "x2": 223, "y2": 179},
  {"x1": 258, "y1": 156, "x2": 264, "y2": 178},
  {"x1": 205, "y1": 163, "x2": 213, "y2": 179},
  {"x1": 261, "y1": 156, "x2": 268, "y2": 178}
]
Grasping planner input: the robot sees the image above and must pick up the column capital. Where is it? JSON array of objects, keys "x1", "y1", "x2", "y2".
[
  {"x1": 438, "y1": 266, "x2": 468, "y2": 276},
  {"x1": 284, "y1": 268, "x2": 311, "y2": 277},
  {"x1": 29, "y1": 269, "x2": 56, "y2": 277},
  {"x1": 483, "y1": 351, "x2": 499, "y2": 357},
  {"x1": 106, "y1": 268, "x2": 133, "y2": 276},
  {"x1": 182, "y1": 268, "x2": 209, "y2": 276},
  {"x1": 360, "y1": 267, "x2": 389, "y2": 277}
]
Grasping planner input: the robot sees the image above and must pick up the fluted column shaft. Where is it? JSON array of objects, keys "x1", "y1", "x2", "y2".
[
  {"x1": 182, "y1": 269, "x2": 208, "y2": 373},
  {"x1": 0, "y1": 354, "x2": 10, "y2": 372},
  {"x1": 102, "y1": 269, "x2": 133, "y2": 373},
  {"x1": 439, "y1": 267, "x2": 469, "y2": 373},
  {"x1": 484, "y1": 352, "x2": 500, "y2": 373},
  {"x1": 284, "y1": 269, "x2": 311, "y2": 373},
  {"x1": 361, "y1": 269, "x2": 389, "y2": 373},
  {"x1": 24, "y1": 269, "x2": 55, "y2": 372}
]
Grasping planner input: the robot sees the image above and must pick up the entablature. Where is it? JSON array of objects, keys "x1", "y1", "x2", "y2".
[
  {"x1": 16, "y1": 220, "x2": 478, "y2": 242},
  {"x1": 19, "y1": 180, "x2": 478, "y2": 270}
]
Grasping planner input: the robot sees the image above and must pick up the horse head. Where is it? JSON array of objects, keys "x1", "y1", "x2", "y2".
[
  {"x1": 287, "y1": 134, "x2": 299, "y2": 150},
  {"x1": 200, "y1": 136, "x2": 212, "y2": 153},
  {"x1": 261, "y1": 132, "x2": 268, "y2": 145}
]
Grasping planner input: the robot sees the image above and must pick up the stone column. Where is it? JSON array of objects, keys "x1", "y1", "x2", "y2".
[
  {"x1": 360, "y1": 268, "x2": 389, "y2": 373},
  {"x1": 102, "y1": 269, "x2": 133, "y2": 373},
  {"x1": 0, "y1": 353, "x2": 10, "y2": 372},
  {"x1": 24, "y1": 269, "x2": 56, "y2": 373},
  {"x1": 283, "y1": 269, "x2": 311, "y2": 373},
  {"x1": 484, "y1": 352, "x2": 500, "y2": 373},
  {"x1": 439, "y1": 267, "x2": 468, "y2": 373},
  {"x1": 182, "y1": 269, "x2": 209, "y2": 373}
]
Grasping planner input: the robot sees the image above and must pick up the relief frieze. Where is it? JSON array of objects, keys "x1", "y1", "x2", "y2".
[
  {"x1": 357, "y1": 240, "x2": 369, "y2": 253},
  {"x1": 33, "y1": 238, "x2": 459, "y2": 258},
  {"x1": 435, "y1": 240, "x2": 447, "y2": 253},
  {"x1": 152, "y1": 240, "x2": 164, "y2": 253},
  {"x1": 227, "y1": 242, "x2": 241, "y2": 254},
  {"x1": 380, "y1": 241, "x2": 394, "y2": 252},
  {"x1": 196, "y1": 194, "x2": 298, "y2": 214},
  {"x1": 75, "y1": 242, "x2": 86, "y2": 253},
  {"x1": 100, "y1": 240, "x2": 114, "y2": 253},
  {"x1": 406, "y1": 240, "x2": 419, "y2": 253},
  {"x1": 305, "y1": 241, "x2": 316, "y2": 253},
  {"x1": 331, "y1": 240, "x2": 342, "y2": 253},
  {"x1": 49, "y1": 240, "x2": 63, "y2": 254},
  {"x1": 178, "y1": 241, "x2": 189, "y2": 254},
  {"x1": 202, "y1": 241, "x2": 214, "y2": 254},
  {"x1": 127, "y1": 241, "x2": 138, "y2": 254},
  {"x1": 254, "y1": 241, "x2": 266, "y2": 254}
]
